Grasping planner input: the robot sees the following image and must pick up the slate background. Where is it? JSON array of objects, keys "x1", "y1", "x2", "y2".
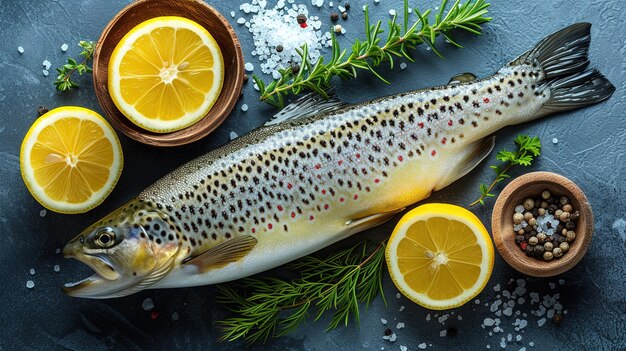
[{"x1": 0, "y1": 0, "x2": 624, "y2": 350}]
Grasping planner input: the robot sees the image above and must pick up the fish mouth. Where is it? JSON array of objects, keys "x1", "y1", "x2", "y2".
[{"x1": 63, "y1": 248, "x2": 122, "y2": 298}]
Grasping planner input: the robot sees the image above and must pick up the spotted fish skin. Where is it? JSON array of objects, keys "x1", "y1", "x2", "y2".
[{"x1": 62, "y1": 23, "x2": 614, "y2": 298}]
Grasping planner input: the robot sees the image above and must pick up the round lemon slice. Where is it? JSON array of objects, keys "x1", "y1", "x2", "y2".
[
  {"x1": 108, "y1": 16, "x2": 224, "y2": 133},
  {"x1": 20, "y1": 107, "x2": 123, "y2": 214},
  {"x1": 386, "y1": 203, "x2": 494, "y2": 310}
]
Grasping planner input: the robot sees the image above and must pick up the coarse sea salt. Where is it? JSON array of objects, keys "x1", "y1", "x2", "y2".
[
  {"x1": 18, "y1": 46, "x2": 24, "y2": 54},
  {"x1": 400, "y1": 346, "x2": 407, "y2": 351},
  {"x1": 241, "y1": 104, "x2": 249, "y2": 112},
  {"x1": 229, "y1": 131, "x2": 239, "y2": 140},
  {"x1": 30, "y1": 268, "x2": 36, "y2": 275},
  {"x1": 142, "y1": 298, "x2": 155, "y2": 311},
  {"x1": 53, "y1": 265, "x2": 60, "y2": 272},
  {"x1": 238, "y1": 2, "x2": 329, "y2": 75},
  {"x1": 26, "y1": 280, "x2": 35, "y2": 289},
  {"x1": 400, "y1": 62, "x2": 407, "y2": 70},
  {"x1": 40, "y1": 209, "x2": 47, "y2": 217},
  {"x1": 418, "y1": 343, "x2": 427, "y2": 350},
  {"x1": 61, "y1": 43, "x2": 68, "y2": 52}
]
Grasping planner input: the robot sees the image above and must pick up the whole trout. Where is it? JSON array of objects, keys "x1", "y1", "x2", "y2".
[{"x1": 63, "y1": 23, "x2": 613, "y2": 298}]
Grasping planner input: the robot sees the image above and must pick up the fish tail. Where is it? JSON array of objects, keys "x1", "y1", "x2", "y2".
[{"x1": 509, "y1": 23, "x2": 615, "y2": 114}]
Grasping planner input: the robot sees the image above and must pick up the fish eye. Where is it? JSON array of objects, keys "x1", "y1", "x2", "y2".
[{"x1": 95, "y1": 227, "x2": 116, "y2": 248}]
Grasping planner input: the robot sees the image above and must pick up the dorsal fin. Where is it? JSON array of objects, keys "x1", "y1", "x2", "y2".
[
  {"x1": 264, "y1": 90, "x2": 345, "y2": 126},
  {"x1": 448, "y1": 72, "x2": 477, "y2": 85},
  {"x1": 182, "y1": 235, "x2": 258, "y2": 273}
]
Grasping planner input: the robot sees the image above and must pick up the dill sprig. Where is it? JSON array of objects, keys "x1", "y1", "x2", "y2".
[
  {"x1": 255, "y1": 0, "x2": 492, "y2": 108},
  {"x1": 470, "y1": 135, "x2": 542, "y2": 207},
  {"x1": 54, "y1": 40, "x2": 94, "y2": 91},
  {"x1": 216, "y1": 240, "x2": 387, "y2": 344}
]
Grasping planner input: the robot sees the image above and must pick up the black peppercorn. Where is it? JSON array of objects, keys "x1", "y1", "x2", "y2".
[
  {"x1": 297, "y1": 13, "x2": 307, "y2": 24},
  {"x1": 533, "y1": 245, "x2": 545, "y2": 258},
  {"x1": 524, "y1": 226, "x2": 532, "y2": 233},
  {"x1": 243, "y1": 74, "x2": 248, "y2": 83},
  {"x1": 556, "y1": 224, "x2": 564, "y2": 232},
  {"x1": 552, "y1": 313, "x2": 563, "y2": 325},
  {"x1": 548, "y1": 204, "x2": 558, "y2": 212},
  {"x1": 531, "y1": 209, "x2": 539, "y2": 217},
  {"x1": 525, "y1": 245, "x2": 534, "y2": 256},
  {"x1": 276, "y1": 45, "x2": 283, "y2": 52},
  {"x1": 547, "y1": 197, "x2": 555, "y2": 204},
  {"x1": 447, "y1": 327, "x2": 457, "y2": 337},
  {"x1": 565, "y1": 221, "x2": 576, "y2": 230},
  {"x1": 330, "y1": 12, "x2": 339, "y2": 21},
  {"x1": 291, "y1": 63, "x2": 300, "y2": 74},
  {"x1": 37, "y1": 106, "x2": 48, "y2": 116},
  {"x1": 523, "y1": 233, "x2": 531, "y2": 241},
  {"x1": 344, "y1": 2, "x2": 351, "y2": 10},
  {"x1": 384, "y1": 328, "x2": 392, "y2": 336},
  {"x1": 515, "y1": 235, "x2": 525, "y2": 244},
  {"x1": 342, "y1": 12, "x2": 348, "y2": 20}
]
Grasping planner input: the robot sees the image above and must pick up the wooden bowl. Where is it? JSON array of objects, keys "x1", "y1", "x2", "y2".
[
  {"x1": 491, "y1": 172, "x2": 593, "y2": 277},
  {"x1": 92, "y1": 0, "x2": 244, "y2": 147}
]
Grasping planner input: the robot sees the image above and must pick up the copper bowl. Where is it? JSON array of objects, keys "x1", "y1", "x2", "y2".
[
  {"x1": 92, "y1": 0, "x2": 244, "y2": 146},
  {"x1": 491, "y1": 172, "x2": 593, "y2": 277}
]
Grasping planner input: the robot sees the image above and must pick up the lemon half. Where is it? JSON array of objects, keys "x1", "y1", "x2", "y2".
[
  {"x1": 386, "y1": 204, "x2": 494, "y2": 310},
  {"x1": 20, "y1": 107, "x2": 123, "y2": 214},
  {"x1": 108, "y1": 16, "x2": 224, "y2": 133}
]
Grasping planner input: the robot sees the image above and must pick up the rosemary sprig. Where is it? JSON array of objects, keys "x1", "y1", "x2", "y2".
[
  {"x1": 256, "y1": 0, "x2": 491, "y2": 108},
  {"x1": 54, "y1": 40, "x2": 94, "y2": 91},
  {"x1": 216, "y1": 240, "x2": 387, "y2": 344},
  {"x1": 470, "y1": 135, "x2": 542, "y2": 207}
]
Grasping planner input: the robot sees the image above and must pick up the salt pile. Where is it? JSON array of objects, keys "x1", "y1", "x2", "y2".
[{"x1": 237, "y1": 0, "x2": 332, "y2": 75}]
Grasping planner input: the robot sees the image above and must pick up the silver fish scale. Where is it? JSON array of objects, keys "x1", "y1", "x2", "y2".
[{"x1": 139, "y1": 65, "x2": 545, "y2": 256}]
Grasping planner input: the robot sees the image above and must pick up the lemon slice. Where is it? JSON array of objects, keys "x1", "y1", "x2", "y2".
[
  {"x1": 20, "y1": 107, "x2": 123, "y2": 214},
  {"x1": 386, "y1": 204, "x2": 494, "y2": 310},
  {"x1": 108, "y1": 16, "x2": 224, "y2": 133}
]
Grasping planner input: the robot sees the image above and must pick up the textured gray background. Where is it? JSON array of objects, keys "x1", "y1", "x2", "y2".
[{"x1": 0, "y1": 0, "x2": 624, "y2": 350}]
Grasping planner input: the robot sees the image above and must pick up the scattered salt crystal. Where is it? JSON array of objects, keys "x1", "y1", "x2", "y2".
[
  {"x1": 426, "y1": 47, "x2": 431, "y2": 51},
  {"x1": 490, "y1": 300, "x2": 502, "y2": 312},
  {"x1": 484, "y1": 318, "x2": 496, "y2": 326},
  {"x1": 529, "y1": 342, "x2": 534, "y2": 346},
  {"x1": 397, "y1": 322, "x2": 405, "y2": 329},
  {"x1": 237, "y1": 17, "x2": 246, "y2": 24},
  {"x1": 374, "y1": 0, "x2": 379, "y2": 3},
  {"x1": 418, "y1": 344, "x2": 427, "y2": 350},
  {"x1": 18, "y1": 46, "x2": 25, "y2": 54},
  {"x1": 515, "y1": 205, "x2": 525, "y2": 213},
  {"x1": 554, "y1": 303, "x2": 562, "y2": 311},
  {"x1": 42, "y1": 69, "x2": 49, "y2": 77},
  {"x1": 495, "y1": 310, "x2": 502, "y2": 317},
  {"x1": 340, "y1": 27, "x2": 346, "y2": 34},
  {"x1": 500, "y1": 338, "x2": 506, "y2": 348},
  {"x1": 26, "y1": 280, "x2": 35, "y2": 289},
  {"x1": 516, "y1": 335, "x2": 522, "y2": 341},
  {"x1": 396, "y1": 292, "x2": 401, "y2": 299},
  {"x1": 61, "y1": 43, "x2": 68, "y2": 52},
  {"x1": 400, "y1": 346, "x2": 407, "y2": 351},
  {"x1": 142, "y1": 298, "x2": 155, "y2": 311},
  {"x1": 40, "y1": 209, "x2": 47, "y2": 217},
  {"x1": 457, "y1": 315, "x2": 462, "y2": 320},
  {"x1": 503, "y1": 307, "x2": 513, "y2": 316},
  {"x1": 552, "y1": 138, "x2": 558, "y2": 144},
  {"x1": 362, "y1": 5, "x2": 366, "y2": 11},
  {"x1": 537, "y1": 318, "x2": 546, "y2": 327},
  {"x1": 400, "y1": 62, "x2": 407, "y2": 70},
  {"x1": 530, "y1": 292, "x2": 539, "y2": 303},
  {"x1": 507, "y1": 333, "x2": 512, "y2": 342},
  {"x1": 337, "y1": 5, "x2": 345, "y2": 12},
  {"x1": 253, "y1": 83, "x2": 260, "y2": 91},
  {"x1": 54, "y1": 265, "x2": 60, "y2": 272},
  {"x1": 43, "y1": 60, "x2": 51, "y2": 70},
  {"x1": 389, "y1": 9, "x2": 396, "y2": 16},
  {"x1": 29, "y1": 268, "x2": 35, "y2": 275},
  {"x1": 513, "y1": 223, "x2": 522, "y2": 231},
  {"x1": 549, "y1": 282, "x2": 556, "y2": 289},
  {"x1": 245, "y1": 62, "x2": 254, "y2": 71},
  {"x1": 389, "y1": 333, "x2": 397, "y2": 342},
  {"x1": 558, "y1": 279, "x2": 565, "y2": 285},
  {"x1": 438, "y1": 314, "x2": 448, "y2": 323},
  {"x1": 475, "y1": 299, "x2": 481, "y2": 304},
  {"x1": 241, "y1": 104, "x2": 249, "y2": 112},
  {"x1": 230, "y1": 11, "x2": 236, "y2": 17},
  {"x1": 172, "y1": 312, "x2": 180, "y2": 320},
  {"x1": 519, "y1": 348, "x2": 526, "y2": 351},
  {"x1": 229, "y1": 131, "x2": 239, "y2": 140},
  {"x1": 329, "y1": 1, "x2": 333, "y2": 6},
  {"x1": 55, "y1": 248, "x2": 61, "y2": 254},
  {"x1": 518, "y1": 297, "x2": 526, "y2": 305},
  {"x1": 439, "y1": 329, "x2": 447, "y2": 337},
  {"x1": 493, "y1": 284, "x2": 501, "y2": 292},
  {"x1": 381, "y1": 318, "x2": 387, "y2": 324},
  {"x1": 399, "y1": 305, "x2": 405, "y2": 312},
  {"x1": 426, "y1": 314, "x2": 431, "y2": 321}
]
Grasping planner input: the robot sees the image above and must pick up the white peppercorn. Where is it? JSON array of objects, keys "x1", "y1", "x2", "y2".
[
  {"x1": 528, "y1": 236, "x2": 538, "y2": 245},
  {"x1": 529, "y1": 218, "x2": 537, "y2": 226},
  {"x1": 543, "y1": 251, "x2": 554, "y2": 261},
  {"x1": 553, "y1": 247, "x2": 563, "y2": 258},
  {"x1": 523, "y1": 198, "x2": 535, "y2": 210},
  {"x1": 544, "y1": 242, "x2": 554, "y2": 251},
  {"x1": 559, "y1": 211, "x2": 570, "y2": 221},
  {"x1": 538, "y1": 208, "x2": 546, "y2": 216},
  {"x1": 536, "y1": 233, "x2": 547, "y2": 244},
  {"x1": 559, "y1": 242, "x2": 569, "y2": 253},
  {"x1": 513, "y1": 213, "x2": 524, "y2": 224},
  {"x1": 524, "y1": 212, "x2": 533, "y2": 221},
  {"x1": 566, "y1": 231, "x2": 576, "y2": 242},
  {"x1": 542, "y1": 190, "x2": 551, "y2": 200},
  {"x1": 563, "y1": 204, "x2": 573, "y2": 213}
]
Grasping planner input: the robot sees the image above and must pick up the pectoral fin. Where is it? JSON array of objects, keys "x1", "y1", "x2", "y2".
[
  {"x1": 448, "y1": 72, "x2": 477, "y2": 85},
  {"x1": 346, "y1": 208, "x2": 406, "y2": 232},
  {"x1": 435, "y1": 136, "x2": 495, "y2": 190},
  {"x1": 182, "y1": 235, "x2": 258, "y2": 273}
]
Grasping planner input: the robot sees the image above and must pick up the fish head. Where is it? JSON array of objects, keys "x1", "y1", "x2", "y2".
[{"x1": 63, "y1": 200, "x2": 180, "y2": 299}]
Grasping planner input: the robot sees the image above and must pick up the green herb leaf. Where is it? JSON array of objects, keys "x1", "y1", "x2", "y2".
[
  {"x1": 53, "y1": 40, "x2": 94, "y2": 92},
  {"x1": 470, "y1": 134, "x2": 541, "y2": 207}
]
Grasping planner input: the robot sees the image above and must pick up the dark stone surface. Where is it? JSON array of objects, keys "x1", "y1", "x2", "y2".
[{"x1": 0, "y1": 0, "x2": 624, "y2": 350}]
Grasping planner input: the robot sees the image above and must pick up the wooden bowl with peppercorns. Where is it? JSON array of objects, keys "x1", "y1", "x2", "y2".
[{"x1": 491, "y1": 172, "x2": 593, "y2": 277}]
